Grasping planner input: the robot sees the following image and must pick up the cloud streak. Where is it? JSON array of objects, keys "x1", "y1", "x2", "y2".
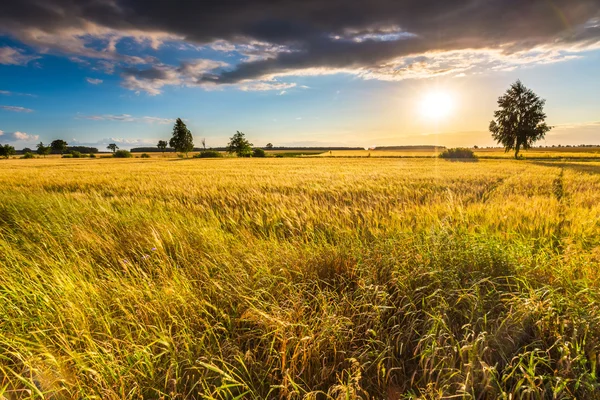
[
  {"x1": 78, "y1": 114, "x2": 173, "y2": 124},
  {"x1": 86, "y1": 77, "x2": 103, "y2": 85},
  {"x1": 0, "y1": 105, "x2": 34, "y2": 112}
]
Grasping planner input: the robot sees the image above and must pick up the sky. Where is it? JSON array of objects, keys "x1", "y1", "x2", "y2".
[{"x1": 0, "y1": 0, "x2": 599, "y2": 150}]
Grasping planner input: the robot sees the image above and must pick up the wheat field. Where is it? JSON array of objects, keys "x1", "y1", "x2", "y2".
[{"x1": 1, "y1": 157, "x2": 600, "y2": 399}]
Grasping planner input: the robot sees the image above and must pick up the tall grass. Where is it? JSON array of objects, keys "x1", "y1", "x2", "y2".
[{"x1": 1, "y1": 158, "x2": 600, "y2": 398}]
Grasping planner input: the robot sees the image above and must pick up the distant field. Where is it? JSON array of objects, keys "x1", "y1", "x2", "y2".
[
  {"x1": 2, "y1": 158, "x2": 600, "y2": 398},
  {"x1": 320, "y1": 147, "x2": 600, "y2": 159}
]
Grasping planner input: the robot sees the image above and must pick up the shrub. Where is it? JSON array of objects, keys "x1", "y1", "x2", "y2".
[
  {"x1": 89, "y1": 153, "x2": 97, "y2": 158},
  {"x1": 62, "y1": 154, "x2": 73, "y2": 158},
  {"x1": 70, "y1": 151, "x2": 82, "y2": 158},
  {"x1": 194, "y1": 150, "x2": 224, "y2": 158},
  {"x1": 253, "y1": 148, "x2": 266, "y2": 158},
  {"x1": 21, "y1": 152, "x2": 35, "y2": 159},
  {"x1": 113, "y1": 150, "x2": 133, "y2": 158},
  {"x1": 141, "y1": 153, "x2": 151, "y2": 158},
  {"x1": 439, "y1": 147, "x2": 477, "y2": 159}
]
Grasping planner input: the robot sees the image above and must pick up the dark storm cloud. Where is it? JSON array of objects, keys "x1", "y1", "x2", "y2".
[{"x1": 1, "y1": 0, "x2": 599, "y2": 84}]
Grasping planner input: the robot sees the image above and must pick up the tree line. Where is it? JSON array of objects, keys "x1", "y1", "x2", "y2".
[
  {"x1": 2, "y1": 81, "x2": 553, "y2": 160},
  {"x1": 154, "y1": 118, "x2": 268, "y2": 158}
]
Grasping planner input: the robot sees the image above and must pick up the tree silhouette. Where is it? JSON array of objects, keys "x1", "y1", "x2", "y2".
[
  {"x1": 0, "y1": 144, "x2": 16, "y2": 159},
  {"x1": 169, "y1": 118, "x2": 194, "y2": 158},
  {"x1": 157, "y1": 140, "x2": 168, "y2": 156},
  {"x1": 36, "y1": 142, "x2": 50, "y2": 158},
  {"x1": 107, "y1": 143, "x2": 119, "y2": 153},
  {"x1": 266, "y1": 143, "x2": 274, "y2": 150},
  {"x1": 489, "y1": 80, "x2": 552, "y2": 159},
  {"x1": 50, "y1": 139, "x2": 68, "y2": 154},
  {"x1": 227, "y1": 131, "x2": 253, "y2": 157}
]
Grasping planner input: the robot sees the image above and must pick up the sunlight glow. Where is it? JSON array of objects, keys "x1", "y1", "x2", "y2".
[{"x1": 419, "y1": 91, "x2": 454, "y2": 120}]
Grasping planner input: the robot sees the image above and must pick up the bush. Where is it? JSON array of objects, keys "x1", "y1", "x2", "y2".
[
  {"x1": 113, "y1": 150, "x2": 133, "y2": 158},
  {"x1": 253, "y1": 148, "x2": 266, "y2": 158},
  {"x1": 194, "y1": 150, "x2": 224, "y2": 158},
  {"x1": 70, "y1": 151, "x2": 82, "y2": 158},
  {"x1": 21, "y1": 152, "x2": 35, "y2": 159},
  {"x1": 439, "y1": 148, "x2": 477, "y2": 159},
  {"x1": 89, "y1": 153, "x2": 96, "y2": 158},
  {"x1": 141, "y1": 153, "x2": 151, "y2": 158}
]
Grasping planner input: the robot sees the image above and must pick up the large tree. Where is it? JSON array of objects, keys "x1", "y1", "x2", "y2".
[
  {"x1": 50, "y1": 139, "x2": 68, "y2": 154},
  {"x1": 0, "y1": 144, "x2": 16, "y2": 159},
  {"x1": 107, "y1": 143, "x2": 119, "y2": 153},
  {"x1": 227, "y1": 131, "x2": 253, "y2": 157},
  {"x1": 36, "y1": 142, "x2": 51, "y2": 158},
  {"x1": 489, "y1": 80, "x2": 552, "y2": 159},
  {"x1": 169, "y1": 118, "x2": 194, "y2": 158}
]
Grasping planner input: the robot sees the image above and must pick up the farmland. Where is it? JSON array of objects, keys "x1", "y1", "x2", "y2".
[{"x1": 1, "y1": 157, "x2": 600, "y2": 398}]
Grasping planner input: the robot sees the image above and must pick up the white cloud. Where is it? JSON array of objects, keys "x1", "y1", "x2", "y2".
[
  {"x1": 0, "y1": 105, "x2": 34, "y2": 112},
  {"x1": 238, "y1": 81, "x2": 297, "y2": 92},
  {"x1": 0, "y1": 47, "x2": 39, "y2": 66},
  {"x1": 86, "y1": 77, "x2": 103, "y2": 85},
  {"x1": 0, "y1": 130, "x2": 39, "y2": 141}
]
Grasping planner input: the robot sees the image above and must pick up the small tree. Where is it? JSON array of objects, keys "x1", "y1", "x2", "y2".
[
  {"x1": 489, "y1": 80, "x2": 552, "y2": 159},
  {"x1": 0, "y1": 144, "x2": 16, "y2": 159},
  {"x1": 50, "y1": 139, "x2": 68, "y2": 154},
  {"x1": 36, "y1": 142, "x2": 51, "y2": 158},
  {"x1": 227, "y1": 131, "x2": 253, "y2": 157},
  {"x1": 157, "y1": 140, "x2": 168, "y2": 156},
  {"x1": 169, "y1": 118, "x2": 194, "y2": 158},
  {"x1": 107, "y1": 143, "x2": 119, "y2": 153},
  {"x1": 22, "y1": 147, "x2": 32, "y2": 153},
  {"x1": 266, "y1": 143, "x2": 274, "y2": 150}
]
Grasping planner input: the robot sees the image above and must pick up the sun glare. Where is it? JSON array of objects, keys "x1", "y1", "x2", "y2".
[{"x1": 419, "y1": 91, "x2": 454, "y2": 120}]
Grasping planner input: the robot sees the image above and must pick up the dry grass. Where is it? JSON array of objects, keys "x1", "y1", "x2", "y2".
[{"x1": 1, "y1": 157, "x2": 600, "y2": 398}]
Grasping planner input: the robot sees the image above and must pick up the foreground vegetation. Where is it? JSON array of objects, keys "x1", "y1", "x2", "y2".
[{"x1": 1, "y1": 157, "x2": 600, "y2": 398}]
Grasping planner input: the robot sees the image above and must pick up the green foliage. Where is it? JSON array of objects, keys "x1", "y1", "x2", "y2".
[
  {"x1": 226, "y1": 131, "x2": 253, "y2": 157},
  {"x1": 0, "y1": 144, "x2": 16, "y2": 159},
  {"x1": 89, "y1": 153, "x2": 96, "y2": 158},
  {"x1": 107, "y1": 143, "x2": 119, "y2": 153},
  {"x1": 252, "y1": 148, "x2": 266, "y2": 158},
  {"x1": 169, "y1": 118, "x2": 194, "y2": 157},
  {"x1": 490, "y1": 80, "x2": 552, "y2": 159},
  {"x1": 61, "y1": 153, "x2": 73, "y2": 158},
  {"x1": 266, "y1": 142, "x2": 274, "y2": 149},
  {"x1": 70, "y1": 151, "x2": 82, "y2": 158},
  {"x1": 157, "y1": 140, "x2": 168, "y2": 154},
  {"x1": 22, "y1": 147, "x2": 32, "y2": 153},
  {"x1": 141, "y1": 153, "x2": 151, "y2": 158},
  {"x1": 439, "y1": 147, "x2": 477, "y2": 159},
  {"x1": 194, "y1": 150, "x2": 223, "y2": 158},
  {"x1": 36, "y1": 142, "x2": 51, "y2": 157},
  {"x1": 113, "y1": 150, "x2": 133, "y2": 158},
  {"x1": 21, "y1": 152, "x2": 35, "y2": 159},
  {"x1": 50, "y1": 139, "x2": 68, "y2": 154}
]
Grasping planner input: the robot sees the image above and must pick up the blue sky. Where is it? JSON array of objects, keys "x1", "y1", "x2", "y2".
[{"x1": 1, "y1": 1, "x2": 599, "y2": 149}]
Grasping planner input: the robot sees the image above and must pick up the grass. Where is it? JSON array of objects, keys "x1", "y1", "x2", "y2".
[{"x1": 1, "y1": 157, "x2": 600, "y2": 398}]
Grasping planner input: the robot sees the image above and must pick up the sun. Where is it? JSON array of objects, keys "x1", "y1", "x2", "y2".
[{"x1": 419, "y1": 91, "x2": 454, "y2": 120}]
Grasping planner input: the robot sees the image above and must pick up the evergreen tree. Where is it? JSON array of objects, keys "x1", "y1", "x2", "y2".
[{"x1": 169, "y1": 118, "x2": 194, "y2": 158}]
